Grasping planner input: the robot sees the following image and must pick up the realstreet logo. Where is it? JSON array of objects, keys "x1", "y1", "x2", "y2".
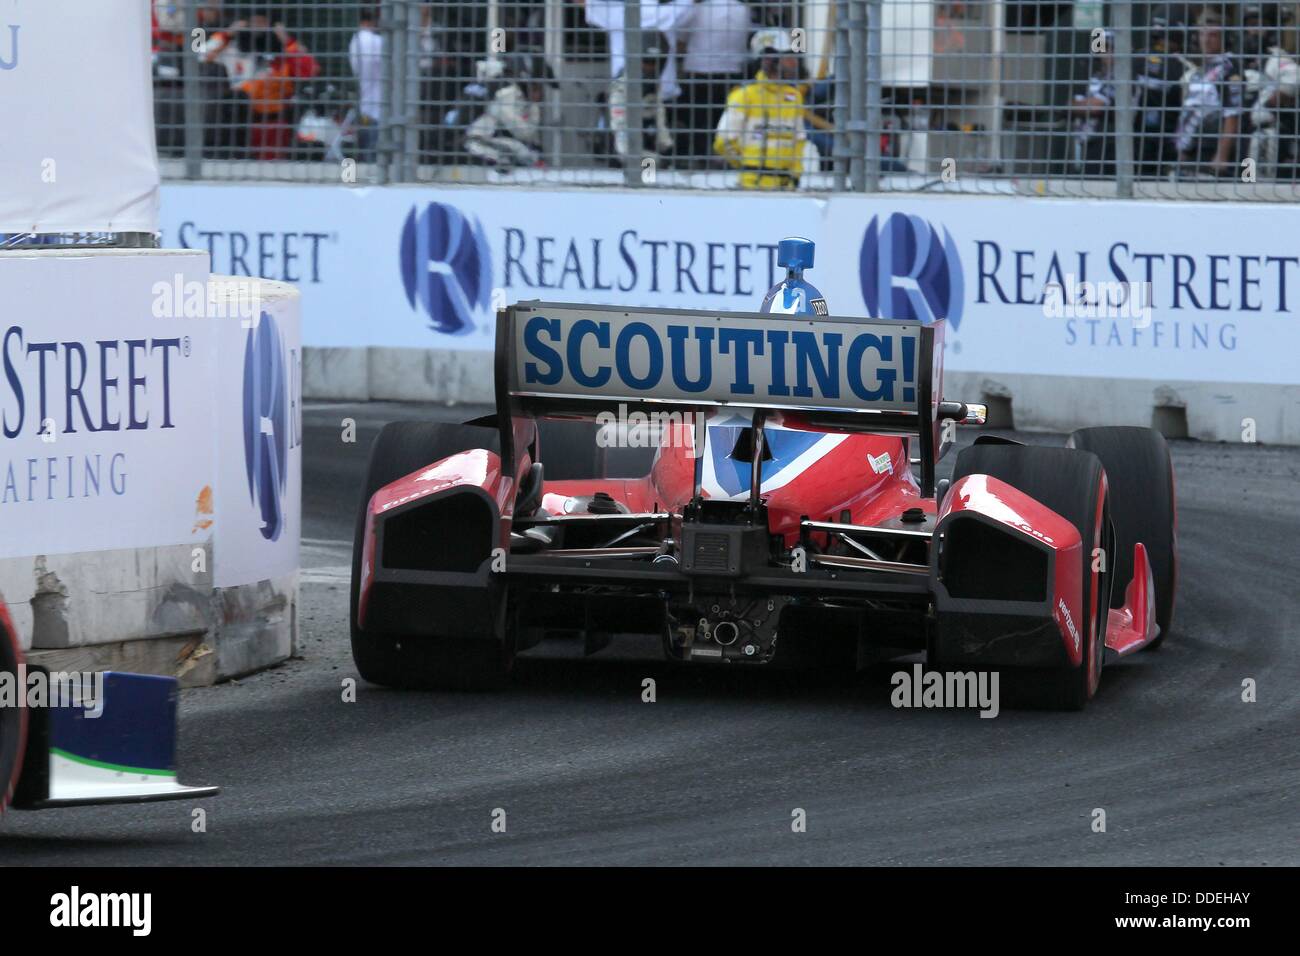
[{"x1": 50, "y1": 887, "x2": 151, "y2": 937}]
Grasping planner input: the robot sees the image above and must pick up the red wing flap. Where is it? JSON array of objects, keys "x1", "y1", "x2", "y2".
[{"x1": 1104, "y1": 542, "x2": 1159, "y2": 657}]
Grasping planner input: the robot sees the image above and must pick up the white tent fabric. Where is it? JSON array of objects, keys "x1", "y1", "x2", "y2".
[{"x1": 0, "y1": 0, "x2": 159, "y2": 234}]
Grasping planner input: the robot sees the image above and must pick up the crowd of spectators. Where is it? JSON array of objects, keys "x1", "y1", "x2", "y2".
[
  {"x1": 151, "y1": 0, "x2": 831, "y2": 187},
  {"x1": 152, "y1": 1, "x2": 1300, "y2": 186},
  {"x1": 1070, "y1": 2, "x2": 1300, "y2": 180}
]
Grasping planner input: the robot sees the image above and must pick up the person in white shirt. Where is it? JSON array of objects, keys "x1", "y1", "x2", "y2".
[
  {"x1": 675, "y1": 0, "x2": 751, "y2": 165},
  {"x1": 348, "y1": 7, "x2": 384, "y2": 160},
  {"x1": 609, "y1": 34, "x2": 675, "y2": 160},
  {"x1": 585, "y1": 0, "x2": 698, "y2": 160}
]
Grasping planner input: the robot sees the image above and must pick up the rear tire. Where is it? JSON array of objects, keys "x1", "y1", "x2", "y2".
[
  {"x1": 0, "y1": 609, "x2": 26, "y2": 810},
  {"x1": 349, "y1": 421, "x2": 513, "y2": 690},
  {"x1": 1066, "y1": 426, "x2": 1177, "y2": 647},
  {"x1": 948, "y1": 444, "x2": 1110, "y2": 710}
]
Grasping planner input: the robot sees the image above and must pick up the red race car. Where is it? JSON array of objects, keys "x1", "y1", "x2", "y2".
[{"x1": 350, "y1": 239, "x2": 1176, "y2": 710}]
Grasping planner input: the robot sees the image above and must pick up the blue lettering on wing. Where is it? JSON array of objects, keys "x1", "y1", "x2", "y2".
[
  {"x1": 666, "y1": 325, "x2": 715, "y2": 394},
  {"x1": 568, "y1": 319, "x2": 611, "y2": 388},
  {"x1": 718, "y1": 328, "x2": 764, "y2": 395},
  {"x1": 615, "y1": 321, "x2": 663, "y2": 390},
  {"x1": 765, "y1": 330, "x2": 791, "y2": 397},
  {"x1": 847, "y1": 332, "x2": 897, "y2": 402},
  {"x1": 791, "y1": 330, "x2": 841, "y2": 400},
  {"x1": 522, "y1": 316, "x2": 563, "y2": 385}
]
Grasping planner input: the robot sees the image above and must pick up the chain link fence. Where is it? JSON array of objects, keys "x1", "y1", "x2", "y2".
[{"x1": 151, "y1": 0, "x2": 1300, "y2": 200}]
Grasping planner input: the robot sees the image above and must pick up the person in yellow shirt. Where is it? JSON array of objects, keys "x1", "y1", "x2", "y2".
[{"x1": 712, "y1": 29, "x2": 806, "y2": 189}]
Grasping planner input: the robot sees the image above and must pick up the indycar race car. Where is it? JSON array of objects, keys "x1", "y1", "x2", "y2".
[
  {"x1": 1, "y1": 597, "x2": 216, "y2": 812},
  {"x1": 350, "y1": 238, "x2": 1176, "y2": 710}
]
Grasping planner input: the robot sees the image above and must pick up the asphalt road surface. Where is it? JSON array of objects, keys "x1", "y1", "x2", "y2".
[{"x1": 3, "y1": 402, "x2": 1297, "y2": 865}]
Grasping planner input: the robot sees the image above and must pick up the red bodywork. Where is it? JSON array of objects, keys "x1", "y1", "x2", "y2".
[
  {"x1": 358, "y1": 449, "x2": 516, "y2": 629},
  {"x1": 937, "y1": 473, "x2": 1087, "y2": 667},
  {"x1": 544, "y1": 430, "x2": 925, "y2": 546},
  {"x1": 358, "y1": 424, "x2": 1159, "y2": 671}
]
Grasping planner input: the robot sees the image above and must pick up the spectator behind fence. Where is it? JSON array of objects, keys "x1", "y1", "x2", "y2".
[
  {"x1": 1069, "y1": 30, "x2": 1115, "y2": 177},
  {"x1": 1241, "y1": 2, "x2": 1299, "y2": 180},
  {"x1": 1174, "y1": 6, "x2": 1243, "y2": 177},
  {"x1": 585, "y1": 0, "x2": 698, "y2": 158},
  {"x1": 674, "y1": 0, "x2": 751, "y2": 167},
  {"x1": 204, "y1": 9, "x2": 319, "y2": 160},
  {"x1": 1134, "y1": 6, "x2": 1186, "y2": 178},
  {"x1": 713, "y1": 30, "x2": 806, "y2": 189},
  {"x1": 610, "y1": 33, "x2": 676, "y2": 162},
  {"x1": 464, "y1": 57, "x2": 552, "y2": 169},
  {"x1": 349, "y1": 7, "x2": 384, "y2": 162}
]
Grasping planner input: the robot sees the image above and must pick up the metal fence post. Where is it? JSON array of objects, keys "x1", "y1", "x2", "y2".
[
  {"x1": 832, "y1": 0, "x2": 850, "y2": 191},
  {"x1": 846, "y1": 0, "x2": 866, "y2": 190},
  {"x1": 380, "y1": 0, "x2": 403, "y2": 185},
  {"x1": 623, "y1": 0, "x2": 644, "y2": 188},
  {"x1": 863, "y1": 0, "x2": 881, "y2": 191},
  {"x1": 543, "y1": 0, "x2": 565, "y2": 167},
  {"x1": 180, "y1": 0, "x2": 203, "y2": 180},
  {"x1": 403, "y1": 1, "x2": 421, "y2": 182},
  {"x1": 1113, "y1": 0, "x2": 1135, "y2": 198}
]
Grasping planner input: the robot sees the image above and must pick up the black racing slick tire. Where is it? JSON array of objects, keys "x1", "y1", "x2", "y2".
[
  {"x1": 948, "y1": 443, "x2": 1111, "y2": 711},
  {"x1": 1066, "y1": 426, "x2": 1177, "y2": 648},
  {"x1": 349, "y1": 421, "x2": 513, "y2": 691},
  {"x1": 0, "y1": 608, "x2": 26, "y2": 811}
]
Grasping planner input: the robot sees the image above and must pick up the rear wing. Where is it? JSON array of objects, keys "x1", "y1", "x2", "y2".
[{"x1": 495, "y1": 301, "x2": 955, "y2": 496}]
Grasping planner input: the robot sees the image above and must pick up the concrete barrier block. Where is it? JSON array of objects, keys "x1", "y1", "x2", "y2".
[
  {"x1": 0, "y1": 546, "x2": 213, "y2": 650},
  {"x1": 24, "y1": 634, "x2": 217, "y2": 688},
  {"x1": 367, "y1": 347, "x2": 494, "y2": 404},
  {"x1": 303, "y1": 346, "x2": 369, "y2": 401},
  {"x1": 212, "y1": 572, "x2": 297, "y2": 681},
  {"x1": 0, "y1": 552, "x2": 295, "y2": 684},
  {"x1": 944, "y1": 371, "x2": 1297, "y2": 444}
]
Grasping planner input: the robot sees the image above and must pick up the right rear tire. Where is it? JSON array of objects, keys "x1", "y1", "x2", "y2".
[
  {"x1": 1066, "y1": 426, "x2": 1177, "y2": 647},
  {"x1": 349, "y1": 421, "x2": 513, "y2": 690}
]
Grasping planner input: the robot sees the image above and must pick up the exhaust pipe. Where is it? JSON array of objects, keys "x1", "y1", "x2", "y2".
[{"x1": 713, "y1": 620, "x2": 740, "y2": 646}]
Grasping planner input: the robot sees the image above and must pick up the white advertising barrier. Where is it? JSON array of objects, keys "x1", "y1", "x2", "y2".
[
  {"x1": 158, "y1": 184, "x2": 1299, "y2": 440},
  {"x1": 0, "y1": 0, "x2": 159, "y2": 234},
  {"x1": 160, "y1": 185, "x2": 823, "y2": 351},
  {"x1": 0, "y1": 250, "x2": 212, "y2": 558},
  {"x1": 817, "y1": 194, "x2": 1300, "y2": 388},
  {"x1": 0, "y1": 252, "x2": 300, "y2": 678},
  {"x1": 212, "y1": 278, "x2": 302, "y2": 589}
]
